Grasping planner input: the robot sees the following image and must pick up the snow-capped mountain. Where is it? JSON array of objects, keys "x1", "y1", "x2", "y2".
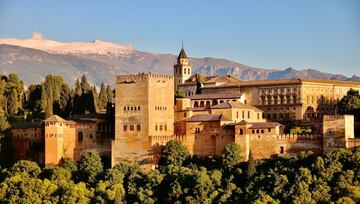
[
  {"x1": 0, "y1": 32, "x2": 133, "y2": 56},
  {"x1": 0, "y1": 33, "x2": 358, "y2": 86}
]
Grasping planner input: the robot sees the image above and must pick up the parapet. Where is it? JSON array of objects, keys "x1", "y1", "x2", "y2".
[
  {"x1": 116, "y1": 72, "x2": 173, "y2": 84},
  {"x1": 248, "y1": 133, "x2": 322, "y2": 141},
  {"x1": 149, "y1": 134, "x2": 187, "y2": 146}
]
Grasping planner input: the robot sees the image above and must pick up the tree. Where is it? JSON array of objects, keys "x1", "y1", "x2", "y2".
[
  {"x1": 80, "y1": 75, "x2": 91, "y2": 93},
  {"x1": 76, "y1": 150, "x2": 103, "y2": 184},
  {"x1": 9, "y1": 160, "x2": 41, "y2": 178},
  {"x1": 221, "y1": 142, "x2": 241, "y2": 170},
  {"x1": 45, "y1": 98, "x2": 53, "y2": 118},
  {"x1": 159, "y1": 140, "x2": 189, "y2": 167},
  {"x1": 7, "y1": 89, "x2": 18, "y2": 115},
  {"x1": 247, "y1": 150, "x2": 256, "y2": 178},
  {"x1": 337, "y1": 89, "x2": 360, "y2": 121},
  {"x1": 26, "y1": 84, "x2": 42, "y2": 116},
  {"x1": 106, "y1": 85, "x2": 113, "y2": 103},
  {"x1": 98, "y1": 83, "x2": 108, "y2": 110}
]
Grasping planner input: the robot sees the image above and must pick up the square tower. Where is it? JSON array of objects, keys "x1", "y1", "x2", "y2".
[
  {"x1": 323, "y1": 115, "x2": 354, "y2": 154},
  {"x1": 112, "y1": 73, "x2": 174, "y2": 167}
]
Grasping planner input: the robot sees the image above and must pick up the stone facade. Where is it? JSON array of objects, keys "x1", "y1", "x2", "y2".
[
  {"x1": 112, "y1": 73, "x2": 174, "y2": 168},
  {"x1": 11, "y1": 114, "x2": 113, "y2": 165}
]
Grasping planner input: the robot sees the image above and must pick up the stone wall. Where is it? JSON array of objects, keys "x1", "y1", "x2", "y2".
[{"x1": 112, "y1": 73, "x2": 174, "y2": 167}]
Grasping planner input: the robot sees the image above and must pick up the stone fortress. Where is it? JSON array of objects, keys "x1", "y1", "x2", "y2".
[{"x1": 10, "y1": 47, "x2": 360, "y2": 168}]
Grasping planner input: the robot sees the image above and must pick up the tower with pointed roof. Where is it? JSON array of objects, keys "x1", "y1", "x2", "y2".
[{"x1": 174, "y1": 46, "x2": 192, "y2": 94}]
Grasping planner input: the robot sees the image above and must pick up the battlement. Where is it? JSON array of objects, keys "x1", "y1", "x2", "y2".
[
  {"x1": 323, "y1": 114, "x2": 353, "y2": 120},
  {"x1": 248, "y1": 133, "x2": 322, "y2": 141},
  {"x1": 149, "y1": 134, "x2": 187, "y2": 146},
  {"x1": 116, "y1": 72, "x2": 173, "y2": 83}
]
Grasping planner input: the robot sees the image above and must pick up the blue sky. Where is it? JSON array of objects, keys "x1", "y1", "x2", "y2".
[{"x1": 0, "y1": 0, "x2": 359, "y2": 76}]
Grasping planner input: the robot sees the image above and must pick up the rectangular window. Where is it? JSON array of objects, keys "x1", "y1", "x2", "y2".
[
  {"x1": 268, "y1": 128, "x2": 271, "y2": 132},
  {"x1": 248, "y1": 111, "x2": 250, "y2": 119},
  {"x1": 160, "y1": 125, "x2": 163, "y2": 131},
  {"x1": 256, "y1": 129, "x2": 259, "y2": 133},
  {"x1": 155, "y1": 125, "x2": 158, "y2": 131},
  {"x1": 130, "y1": 125, "x2": 134, "y2": 131},
  {"x1": 183, "y1": 112, "x2": 187, "y2": 117},
  {"x1": 164, "y1": 125, "x2": 167, "y2": 131},
  {"x1": 261, "y1": 129, "x2": 264, "y2": 133},
  {"x1": 236, "y1": 111, "x2": 239, "y2": 118},
  {"x1": 242, "y1": 111, "x2": 244, "y2": 118},
  {"x1": 252, "y1": 130, "x2": 255, "y2": 134},
  {"x1": 123, "y1": 125, "x2": 127, "y2": 131},
  {"x1": 137, "y1": 125, "x2": 141, "y2": 131},
  {"x1": 257, "y1": 113, "x2": 259, "y2": 119}
]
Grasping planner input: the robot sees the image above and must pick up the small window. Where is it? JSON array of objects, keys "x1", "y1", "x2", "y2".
[
  {"x1": 130, "y1": 125, "x2": 134, "y2": 131},
  {"x1": 252, "y1": 130, "x2": 255, "y2": 134},
  {"x1": 138, "y1": 106, "x2": 140, "y2": 111},
  {"x1": 123, "y1": 125, "x2": 127, "y2": 131},
  {"x1": 261, "y1": 129, "x2": 264, "y2": 133},
  {"x1": 90, "y1": 133, "x2": 93, "y2": 139},
  {"x1": 137, "y1": 124, "x2": 141, "y2": 131},
  {"x1": 164, "y1": 125, "x2": 167, "y2": 131},
  {"x1": 268, "y1": 128, "x2": 271, "y2": 132},
  {"x1": 280, "y1": 146, "x2": 285, "y2": 154},
  {"x1": 240, "y1": 129, "x2": 243, "y2": 135},
  {"x1": 124, "y1": 107, "x2": 126, "y2": 111},
  {"x1": 256, "y1": 129, "x2": 259, "y2": 133},
  {"x1": 78, "y1": 132, "x2": 83, "y2": 142},
  {"x1": 257, "y1": 113, "x2": 259, "y2": 119},
  {"x1": 183, "y1": 112, "x2": 187, "y2": 117},
  {"x1": 248, "y1": 111, "x2": 250, "y2": 119},
  {"x1": 155, "y1": 125, "x2": 158, "y2": 131},
  {"x1": 160, "y1": 125, "x2": 163, "y2": 131}
]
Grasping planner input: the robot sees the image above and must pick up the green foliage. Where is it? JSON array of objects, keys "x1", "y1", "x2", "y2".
[
  {"x1": 290, "y1": 127, "x2": 312, "y2": 134},
  {"x1": 221, "y1": 142, "x2": 241, "y2": 170},
  {"x1": 98, "y1": 83, "x2": 108, "y2": 110},
  {"x1": 175, "y1": 90, "x2": 186, "y2": 98},
  {"x1": 106, "y1": 85, "x2": 113, "y2": 103},
  {"x1": 338, "y1": 88, "x2": 360, "y2": 121},
  {"x1": 159, "y1": 140, "x2": 189, "y2": 167},
  {"x1": 7, "y1": 89, "x2": 18, "y2": 115},
  {"x1": 9, "y1": 160, "x2": 41, "y2": 178},
  {"x1": 0, "y1": 149, "x2": 359, "y2": 203},
  {"x1": 247, "y1": 151, "x2": 256, "y2": 178},
  {"x1": 76, "y1": 150, "x2": 103, "y2": 184}
]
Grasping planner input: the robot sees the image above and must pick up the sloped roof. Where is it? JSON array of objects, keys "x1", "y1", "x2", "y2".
[
  {"x1": 186, "y1": 114, "x2": 231, "y2": 122},
  {"x1": 178, "y1": 48, "x2": 188, "y2": 59},
  {"x1": 235, "y1": 120, "x2": 284, "y2": 129},
  {"x1": 211, "y1": 101, "x2": 263, "y2": 112},
  {"x1": 249, "y1": 122, "x2": 284, "y2": 129},
  {"x1": 188, "y1": 93, "x2": 243, "y2": 100},
  {"x1": 44, "y1": 115, "x2": 65, "y2": 122},
  {"x1": 204, "y1": 75, "x2": 241, "y2": 85}
]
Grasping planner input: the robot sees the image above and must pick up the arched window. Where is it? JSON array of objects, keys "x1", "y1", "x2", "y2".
[
  {"x1": 78, "y1": 132, "x2": 83, "y2": 142},
  {"x1": 200, "y1": 101, "x2": 205, "y2": 107},
  {"x1": 240, "y1": 129, "x2": 243, "y2": 135},
  {"x1": 194, "y1": 101, "x2": 199, "y2": 108}
]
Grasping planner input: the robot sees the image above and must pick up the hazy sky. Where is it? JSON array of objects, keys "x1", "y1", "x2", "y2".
[{"x1": 0, "y1": 0, "x2": 359, "y2": 76}]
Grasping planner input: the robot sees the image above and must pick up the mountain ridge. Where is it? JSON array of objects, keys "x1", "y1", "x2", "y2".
[{"x1": 0, "y1": 34, "x2": 359, "y2": 86}]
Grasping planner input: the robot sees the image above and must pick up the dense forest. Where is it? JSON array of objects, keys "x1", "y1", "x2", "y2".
[{"x1": 0, "y1": 140, "x2": 359, "y2": 204}]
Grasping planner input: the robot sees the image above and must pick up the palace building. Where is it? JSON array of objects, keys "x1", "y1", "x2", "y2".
[{"x1": 10, "y1": 47, "x2": 360, "y2": 168}]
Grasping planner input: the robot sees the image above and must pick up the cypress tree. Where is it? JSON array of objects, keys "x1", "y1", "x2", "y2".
[
  {"x1": 247, "y1": 150, "x2": 256, "y2": 178},
  {"x1": 106, "y1": 85, "x2": 113, "y2": 103},
  {"x1": 45, "y1": 98, "x2": 53, "y2": 118},
  {"x1": 81, "y1": 75, "x2": 91, "y2": 93},
  {"x1": 7, "y1": 89, "x2": 18, "y2": 115},
  {"x1": 98, "y1": 83, "x2": 107, "y2": 110}
]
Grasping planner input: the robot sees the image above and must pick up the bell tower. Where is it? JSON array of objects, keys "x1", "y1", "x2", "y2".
[{"x1": 174, "y1": 45, "x2": 192, "y2": 93}]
